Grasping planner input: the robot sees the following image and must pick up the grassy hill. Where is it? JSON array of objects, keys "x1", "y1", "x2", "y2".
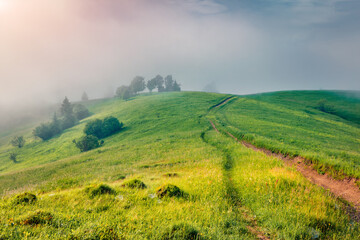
[{"x1": 0, "y1": 91, "x2": 359, "y2": 239}]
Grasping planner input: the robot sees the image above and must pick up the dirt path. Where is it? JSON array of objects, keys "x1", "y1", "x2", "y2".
[
  {"x1": 209, "y1": 96, "x2": 236, "y2": 110},
  {"x1": 210, "y1": 120, "x2": 360, "y2": 222}
]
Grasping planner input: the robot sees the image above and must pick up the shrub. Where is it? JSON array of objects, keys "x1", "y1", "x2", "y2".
[
  {"x1": 84, "y1": 117, "x2": 123, "y2": 139},
  {"x1": 161, "y1": 223, "x2": 202, "y2": 240},
  {"x1": 73, "y1": 135, "x2": 101, "y2": 152},
  {"x1": 84, "y1": 119, "x2": 103, "y2": 138},
  {"x1": 13, "y1": 192, "x2": 37, "y2": 204},
  {"x1": 33, "y1": 122, "x2": 54, "y2": 140},
  {"x1": 17, "y1": 211, "x2": 53, "y2": 226},
  {"x1": 121, "y1": 179, "x2": 146, "y2": 189},
  {"x1": 86, "y1": 184, "x2": 116, "y2": 198},
  {"x1": 156, "y1": 184, "x2": 184, "y2": 198},
  {"x1": 10, "y1": 136, "x2": 25, "y2": 148},
  {"x1": 102, "y1": 116, "x2": 123, "y2": 137},
  {"x1": 9, "y1": 152, "x2": 18, "y2": 163}
]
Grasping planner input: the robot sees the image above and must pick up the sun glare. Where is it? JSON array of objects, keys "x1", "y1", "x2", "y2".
[{"x1": 0, "y1": 0, "x2": 9, "y2": 10}]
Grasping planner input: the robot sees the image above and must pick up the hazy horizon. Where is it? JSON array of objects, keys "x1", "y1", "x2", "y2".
[{"x1": 1, "y1": 0, "x2": 360, "y2": 117}]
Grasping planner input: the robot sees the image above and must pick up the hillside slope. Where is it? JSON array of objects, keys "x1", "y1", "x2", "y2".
[{"x1": 0, "y1": 91, "x2": 359, "y2": 239}]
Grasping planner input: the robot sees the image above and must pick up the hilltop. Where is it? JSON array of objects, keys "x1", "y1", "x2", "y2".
[{"x1": 0, "y1": 91, "x2": 359, "y2": 239}]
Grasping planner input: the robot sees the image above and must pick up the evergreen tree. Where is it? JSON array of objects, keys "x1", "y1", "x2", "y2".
[{"x1": 81, "y1": 92, "x2": 89, "y2": 101}]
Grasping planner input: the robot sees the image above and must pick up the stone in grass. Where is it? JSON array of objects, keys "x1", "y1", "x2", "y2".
[
  {"x1": 121, "y1": 179, "x2": 147, "y2": 189},
  {"x1": 161, "y1": 222, "x2": 203, "y2": 240},
  {"x1": 13, "y1": 192, "x2": 37, "y2": 205},
  {"x1": 156, "y1": 184, "x2": 184, "y2": 199},
  {"x1": 17, "y1": 210, "x2": 53, "y2": 226},
  {"x1": 87, "y1": 184, "x2": 116, "y2": 198}
]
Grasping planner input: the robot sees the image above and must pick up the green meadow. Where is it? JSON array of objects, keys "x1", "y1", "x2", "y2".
[{"x1": 0, "y1": 91, "x2": 359, "y2": 239}]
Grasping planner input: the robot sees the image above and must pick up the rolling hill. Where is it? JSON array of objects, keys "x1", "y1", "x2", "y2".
[{"x1": 0, "y1": 91, "x2": 359, "y2": 239}]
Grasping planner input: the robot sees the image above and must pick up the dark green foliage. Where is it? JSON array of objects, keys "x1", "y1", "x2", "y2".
[
  {"x1": 102, "y1": 117, "x2": 123, "y2": 137},
  {"x1": 84, "y1": 119, "x2": 103, "y2": 138},
  {"x1": 18, "y1": 211, "x2": 53, "y2": 226},
  {"x1": 84, "y1": 117, "x2": 123, "y2": 139},
  {"x1": 73, "y1": 135, "x2": 100, "y2": 152},
  {"x1": 73, "y1": 104, "x2": 90, "y2": 120},
  {"x1": 116, "y1": 85, "x2": 133, "y2": 100},
  {"x1": 33, "y1": 97, "x2": 89, "y2": 141},
  {"x1": 13, "y1": 192, "x2": 37, "y2": 204},
  {"x1": 130, "y1": 76, "x2": 146, "y2": 94},
  {"x1": 156, "y1": 184, "x2": 184, "y2": 198},
  {"x1": 121, "y1": 179, "x2": 146, "y2": 189},
  {"x1": 161, "y1": 223, "x2": 202, "y2": 240},
  {"x1": 33, "y1": 122, "x2": 55, "y2": 140},
  {"x1": 9, "y1": 152, "x2": 18, "y2": 163},
  {"x1": 315, "y1": 99, "x2": 336, "y2": 114},
  {"x1": 61, "y1": 114, "x2": 76, "y2": 130},
  {"x1": 86, "y1": 184, "x2": 116, "y2": 198},
  {"x1": 10, "y1": 136, "x2": 25, "y2": 148}
]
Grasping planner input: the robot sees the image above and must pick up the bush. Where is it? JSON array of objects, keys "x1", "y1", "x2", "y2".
[
  {"x1": 10, "y1": 136, "x2": 25, "y2": 148},
  {"x1": 73, "y1": 135, "x2": 101, "y2": 152},
  {"x1": 102, "y1": 116, "x2": 123, "y2": 137},
  {"x1": 86, "y1": 184, "x2": 116, "y2": 198},
  {"x1": 84, "y1": 119, "x2": 103, "y2": 138},
  {"x1": 121, "y1": 179, "x2": 146, "y2": 189},
  {"x1": 84, "y1": 117, "x2": 123, "y2": 139},
  {"x1": 17, "y1": 211, "x2": 53, "y2": 226},
  {"x1": 33, "y1": 122, "x2": 54, "y2": 140},
  {"x1": 156, "y1": 184, "x2": 184, "y2": 198},
  {"x1": 13, "y1": 192, "x2": 37, "y2": 204},
  {"x1": 9, "y1": 152, "x2": 18, "y2": 163},
  {"x1": 161, "y1": 223, "x2": 202, "y2": 240}
]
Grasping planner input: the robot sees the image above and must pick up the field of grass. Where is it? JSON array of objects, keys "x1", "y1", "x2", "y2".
[
  {"x1": 210, "y1": 91, "x2": 360, "y2": 179},
  {"x1": 0, "y1": 91, "x2": 359, "y2": 239}
]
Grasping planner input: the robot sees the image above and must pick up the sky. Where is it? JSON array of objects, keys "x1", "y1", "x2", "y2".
[{"x1": 0, "y1": 0, "x2": 360, "y2": 111}]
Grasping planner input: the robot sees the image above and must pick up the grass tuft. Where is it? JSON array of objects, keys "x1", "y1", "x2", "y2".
[
  {"x1": 13, "y1": 192, "x2": 37, "y2": 205},
  {"x1": 121, "y1": 179, "x2": 146, "y2": 189},
  {"x1": 156, "y1": 184, "x2": 184, "y2": 199}
]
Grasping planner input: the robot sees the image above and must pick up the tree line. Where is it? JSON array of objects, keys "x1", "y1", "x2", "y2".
[
  {"x1": 33, "y1": 97, "x2": 90, "y2": 141},
  {"x1": 116, "y1": 75, "x2": 181, "y2": 100}
]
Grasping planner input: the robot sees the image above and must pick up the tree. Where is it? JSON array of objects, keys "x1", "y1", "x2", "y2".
[
  {"x1": 81, "y1": 92, "x2": 89, "y2": 101},
  {"x1": 84, "y1": 119, "x2": 103, "y2": 138},
  {"x1": 73, "y1": 135, "x2": 101, "y2": 152},
  {"x1": 73, "y1": 104, "x2": 90, "y2": 120},
  {"x1": 10, "y1": 136, "x2": 25, "y2": 148},
  {"x1": 130, "y1": 76, "x2": 146, "y2": 94},
  {"x1": 9, "y1": 152, "x2": 18, "y2": 163},
  {"x1": 102, "y1": 116, "x2": 123, "y2": 137},
  {"x1": 50, "y1": 113, "x2": 61, "y2": 135},
  {"x1": 60, "y1": 97, "x2": 73, "y2": 117},
  {"x1": 173, "y1": 81, "x2": 181, "y2": 92},
  {"x1": 154, "y1": 75, "x2": 164, "y2": 92},
  {"x1": 147, "y1": 78, "x2": 157, "y2": 93},
  {"x1": 33, "y1": 123, "x2": 54, "y2": 140},
  {"x1": 116, "y1": 85, "x2": 133, "y2": 100},
  {"x1": 164, "y1": 75, "x2": 174, "y2": 91}
]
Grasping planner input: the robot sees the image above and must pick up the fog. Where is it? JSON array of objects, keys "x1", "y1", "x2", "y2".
[{"x1": 1, "y1": 0, "x2": 360, "y2": 128}]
